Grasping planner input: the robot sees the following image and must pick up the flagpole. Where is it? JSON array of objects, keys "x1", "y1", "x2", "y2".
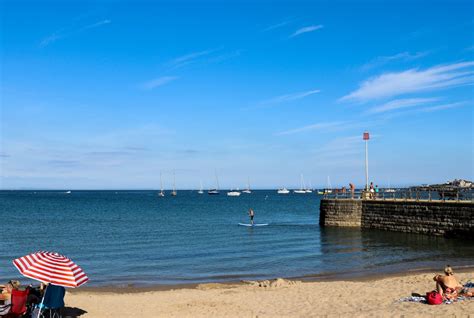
[
  {"x1": 363, "y1": 132, "x2": 370, "y2": 191},
  {"x1": 365, "y1": 138, "x2": 369, "y2": 190}
]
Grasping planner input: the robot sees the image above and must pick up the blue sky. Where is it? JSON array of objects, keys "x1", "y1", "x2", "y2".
[{"x1": 1, "y1": 0, "x2": 473, "y2": 189}]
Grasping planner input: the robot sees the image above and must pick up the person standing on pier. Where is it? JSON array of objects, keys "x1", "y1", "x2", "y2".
[{"x1": 349, "y1": 183, "x2": 355, "y2": 199}]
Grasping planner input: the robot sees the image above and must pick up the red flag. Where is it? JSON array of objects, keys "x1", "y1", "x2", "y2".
[{"x1": 363, "y1": 132, "x2": 369, "y2": 140}]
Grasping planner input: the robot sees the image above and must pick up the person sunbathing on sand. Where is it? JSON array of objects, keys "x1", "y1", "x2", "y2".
[{"x1": 433, "y1": 265, "x2": 463, "y2": 299}]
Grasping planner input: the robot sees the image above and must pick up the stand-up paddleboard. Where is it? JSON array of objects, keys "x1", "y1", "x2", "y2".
[{"x1": 238, "y1": 223, "x2": 268, "y2": 227}]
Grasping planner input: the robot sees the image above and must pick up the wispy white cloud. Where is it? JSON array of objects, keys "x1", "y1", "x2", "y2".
[
  {"x1": 367, "y1": 97, "x2": 439, "y2": 114},
  {"x1": 275, "y1": 121, "x2": 347, "y2": 136},
  {"x1": 165, "y1": 47, "x2": 241, "y2": 70},
  {"x1": 80, "y1": 19, "x2": 111, "y2": 31},
  {"x1": 167, "y1": 49, "x2": 216, "y2": 69},
  {"x1": 39, "y1": 19, "x2": 111, "y2": 48},
  {"x1": 361, "y1": 51, "x2": 429, "y2": 71},
  {"x1": 377, "y1": 101, "x2": 468, "y2": 120},
  {"x1": 289, "y1": 25, "x2": 323, "y2": 38},
  {"x1": 262, "y1": 18, "x2": 293, "y2": 32},
  {"x1": 39, "y1": 34, "x2": 64, "y2": 48},
  {"x1": 140, "y1": 76, "x2": 178, "y2": 90},
  {"x1": 261, "y1": 89, "x2": 320, "y2": 105},
  {"x1": 341, "y1": 61, "x2": 474, "y2": 103},
  {"x1": 418, "y1": 101, "x2": 468, "y2": 113}
]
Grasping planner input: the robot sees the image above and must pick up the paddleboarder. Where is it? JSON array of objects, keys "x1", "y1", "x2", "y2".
[{"x1": 248, "y1": 208, "x2": 255, "y2": 225}]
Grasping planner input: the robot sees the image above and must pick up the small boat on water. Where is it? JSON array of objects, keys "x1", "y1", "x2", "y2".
[
  {"x1": 227, "y1": 190, "x2": 241, "y2": 197},
  {"x1": 294, "y1": 174, "x2": 307, "y2": 194},
  {"x1": 319, "y1": 176, "x2": 333, "y2": 194},
  {"x1": 208, "y1": 170, "x2": 220, "y2": 195},
  {"x1": 158, "y1": 172, "x2": 165, "y2": 197},
  {"x1": 198, "y1": 181, "x2": 204, "y2": 194},
  {"x1": 65, "y1": 191, "x2": 71, "y2": 194},
  {"x1": 242, "y1": 177, "x2": 251, "y2": 194},
  {"x1": 318, "y1": 189, "x2": 332, "y2": 195},
  {"x1": 277, "y1": 188, "x2": 290, "y2": 194},
  {"x1": 306, "y1": 181, "x2": 313, "y2": 193},
  {"x1": 171, "y1": 170, "x2": 177, "y2": 196}
]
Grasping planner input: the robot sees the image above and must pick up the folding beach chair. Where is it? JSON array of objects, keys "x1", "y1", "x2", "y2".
[
  {"x1": 34, "y1": 285, "x2": 65, "y2": 318},
  {"x1": 0, "y1": 288, "x2": 29, "y2": 318}
]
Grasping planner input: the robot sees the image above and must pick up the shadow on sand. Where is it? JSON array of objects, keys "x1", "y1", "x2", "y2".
[{"x1": 61, "y1": 307, "x2": 88, "y2": 317}]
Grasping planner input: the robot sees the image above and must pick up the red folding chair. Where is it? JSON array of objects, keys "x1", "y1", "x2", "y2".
[{"x1": 6, "y1": 289, "x2": 29, "y2": 317}]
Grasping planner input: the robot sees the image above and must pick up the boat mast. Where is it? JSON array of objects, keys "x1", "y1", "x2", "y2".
[
  {"x1": 160, "y1": 172, "x2": 163, "y2": 193},
  {"x1": 172, "y1": 170, "x2": 177, "y2": 195}
]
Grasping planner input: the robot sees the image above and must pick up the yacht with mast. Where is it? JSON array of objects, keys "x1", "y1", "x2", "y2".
[
  {"x1": 198, "y1": 181, "x2": 204, "y2": 194},
  {"x1": 208, "y1": 170, "x2": 220, "y2": 195},
  {"x1": 242, "y1": 177, "x2": 251, "y2": 194},
  {"x1": 305, "y1": 181, "x2": 313, "y2": 193},
  {"x1": 294, "y1": 174, "x2": 307, "y2": 194},
  {"x1": 158, "y1": 172, "x2": 165, "y2": 197},
  {"x1": 319, "y1": 176, "x2": 333, "y2": 194},
  {"x1": 171, "y1": 170, "x2": 177, "y2": 196}
]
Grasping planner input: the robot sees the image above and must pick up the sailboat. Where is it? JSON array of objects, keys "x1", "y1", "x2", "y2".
[
  {"x1": 242, "y1": 177, "x2": 251, "y2": 194},
  {"x1": 277, "y1": 187, "x2": 290, "y2": 194},
  {"x1": 305, "y1": 181, "x2": 313, "y2": 193},
  {"x1": 323, "y1": 176, "x2": 333, "y2": 194},
  {"x1": 293, "y1": 174, "x2": 307, "y2": 194},
  {"x1": 158, "y1": 172, "x2": 165, "y2": 197},
  {"x1": 171, "y1": 170, "x2": 177, "y2": 196},
  {"x1": 208, "y1": 170, "x2": 220, "y2": 195},
  {"x1": 198, "y1": 181, "x2": 204, "y2": 194},
  {"x1": 227, "y1": 188, "x2": 241, "y2": 196}
]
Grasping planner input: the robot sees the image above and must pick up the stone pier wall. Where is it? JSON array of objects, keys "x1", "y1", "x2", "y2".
[
  {"x1": 320, "y1": 199, "x2": 474, "y2": 238},
  {"x1": 319, "y1": 199, "x2": 362, "y2": 227}
]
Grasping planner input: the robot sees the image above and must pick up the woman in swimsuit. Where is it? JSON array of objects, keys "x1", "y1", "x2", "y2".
[{"x1": 433, "y1": 265, "x2": 462, "y2": 299}]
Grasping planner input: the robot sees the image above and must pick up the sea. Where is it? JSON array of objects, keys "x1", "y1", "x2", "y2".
[{"x1": 1, "y1": 190, "x2": 473, "y2": 287}]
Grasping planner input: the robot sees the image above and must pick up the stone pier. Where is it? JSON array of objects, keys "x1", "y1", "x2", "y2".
[{"x1": 319, "y1": 198, "x2": 474, "y2": 238}]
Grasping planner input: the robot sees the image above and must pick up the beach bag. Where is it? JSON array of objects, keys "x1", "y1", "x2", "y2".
[{"x1": 426, "y1": 291, "x2": 443, "y2": 305}]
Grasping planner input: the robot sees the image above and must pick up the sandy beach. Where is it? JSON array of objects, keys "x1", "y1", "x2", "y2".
[{"x1": 66, "y1": 271, "x2": 474, "y2": 317}]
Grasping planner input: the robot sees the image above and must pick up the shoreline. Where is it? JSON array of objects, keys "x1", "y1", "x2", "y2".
[{"x1": 69, "y1": 264, "x2": 474, "y2": 294}]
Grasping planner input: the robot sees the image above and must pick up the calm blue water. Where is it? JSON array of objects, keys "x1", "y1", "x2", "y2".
[{"x1": 1, "y1": 190, "x2": 473, "y2": 287}]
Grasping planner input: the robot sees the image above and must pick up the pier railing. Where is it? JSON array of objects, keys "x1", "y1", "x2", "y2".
[{"x1": 323, "y1": 189, "x2": 474, "y2": 202}]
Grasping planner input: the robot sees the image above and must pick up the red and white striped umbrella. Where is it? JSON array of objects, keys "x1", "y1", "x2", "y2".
[{"x1": 13, "y1": 251, "x2": 88, "y2": 288}]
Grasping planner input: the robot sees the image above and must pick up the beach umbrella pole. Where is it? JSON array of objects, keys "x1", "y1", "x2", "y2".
[{"x1": 37, "y1": 284, "x2": 47, "y2": 318}]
